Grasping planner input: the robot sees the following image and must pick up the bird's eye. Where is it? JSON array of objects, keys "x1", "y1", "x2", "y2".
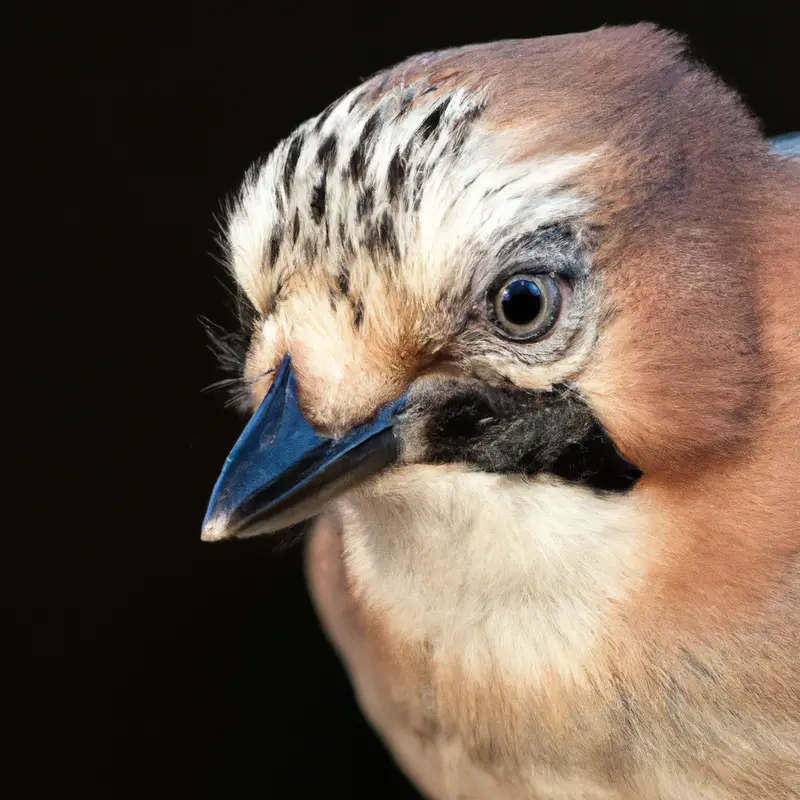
[{"x1": 490, "y1": 273, "x2": 562, "y2": 340}]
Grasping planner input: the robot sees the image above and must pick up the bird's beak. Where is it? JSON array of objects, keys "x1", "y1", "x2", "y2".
[{"x1": 201, "y1": 355, "x2": 406, "y2": 542}]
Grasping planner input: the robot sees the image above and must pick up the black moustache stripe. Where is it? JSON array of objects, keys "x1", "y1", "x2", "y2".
[{"x1": 400, "y1": 382, "x2": 642, "y2": 493}]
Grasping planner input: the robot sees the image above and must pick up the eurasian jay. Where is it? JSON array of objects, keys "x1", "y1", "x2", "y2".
[{"x1": 201, "y1": 24, "x2": 800, "y2": 799}]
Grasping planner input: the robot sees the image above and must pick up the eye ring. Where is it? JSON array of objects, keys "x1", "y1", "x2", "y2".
[{"x1": 489, "y1": 272, "x2": 563, "y2": 341}]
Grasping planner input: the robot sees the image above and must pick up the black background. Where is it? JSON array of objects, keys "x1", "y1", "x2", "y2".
[{"x1": 9, "y1": 2, "x2": 797, "y2": 797}]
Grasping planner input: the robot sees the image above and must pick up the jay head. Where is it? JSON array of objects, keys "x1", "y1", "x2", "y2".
[{"x1": 201, "y1": 24, "x2": 799, "y2": 798}]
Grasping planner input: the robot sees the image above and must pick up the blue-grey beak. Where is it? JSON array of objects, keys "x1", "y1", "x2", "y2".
[{"x1": 202, "y1": 355, "x2": 406, "y2": 541}]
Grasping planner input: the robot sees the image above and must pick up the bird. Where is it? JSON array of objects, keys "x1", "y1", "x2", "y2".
[{"x1": 201, "y1": 23, "x2": 800, "y2": 800}]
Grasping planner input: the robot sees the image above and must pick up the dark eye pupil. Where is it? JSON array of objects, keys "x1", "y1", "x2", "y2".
[{"x1": 501, "y1": 279, "x2": 542, "y2": 325}]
